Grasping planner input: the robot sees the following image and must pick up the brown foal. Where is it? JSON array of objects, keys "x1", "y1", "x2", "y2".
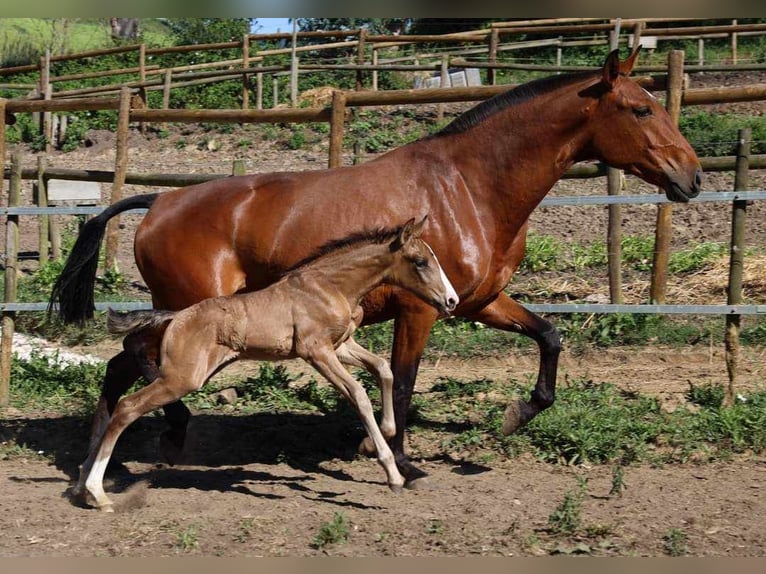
[{"x1": 72, "y1": 217, "x2": 458, "y2": 511}]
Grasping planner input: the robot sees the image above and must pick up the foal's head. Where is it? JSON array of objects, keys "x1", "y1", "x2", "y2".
[{"x1": 387, "y1": 216, "x2": 459, "y2": 315}]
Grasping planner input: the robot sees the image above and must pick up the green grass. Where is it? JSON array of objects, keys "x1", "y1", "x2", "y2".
[{"x1": 311, "y1": 512, "x2": 350, "y2": 549}]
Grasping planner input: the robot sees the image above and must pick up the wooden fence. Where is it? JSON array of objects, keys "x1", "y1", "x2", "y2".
[{"x1": 1, "y1": 35, "x2": 766, "y2": 405}]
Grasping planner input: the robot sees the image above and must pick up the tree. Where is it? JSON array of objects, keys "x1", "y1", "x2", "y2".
[
  {"x1": 165, "y1": 18, "x2": 252, "y2": 45},
  {"x1": 296, "y1": 19, "x2": 411, "y2": 36}
]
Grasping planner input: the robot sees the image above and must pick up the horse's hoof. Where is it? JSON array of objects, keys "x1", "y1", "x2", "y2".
[
  {"x1": 389, "y1": 483, "x2": 404, "y2": 494},
  {"x1": 159, "y1": 431, "x2": 184, "y2": 466},
  {"x1": 502, "y1": 401, "x2": 525, "y2": 435},
  {"x1": 404, "y1": 475, "x2": 434, "y2": 490},
  {"x1": 357, "y1": 437, "x2": 376, "y2": 457}
]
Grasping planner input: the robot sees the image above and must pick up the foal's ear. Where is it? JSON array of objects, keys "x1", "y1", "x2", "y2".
[{"x1": 392, "y1": 216, "x2": 427, "y2": 251}]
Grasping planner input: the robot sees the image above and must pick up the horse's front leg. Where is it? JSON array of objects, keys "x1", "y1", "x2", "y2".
[
  {"x1": 467, "y1": 292, "x2": 561, "y2": 433},
  {"x1": 388, "y1": 304, "x2": 439, "y2": 489}
]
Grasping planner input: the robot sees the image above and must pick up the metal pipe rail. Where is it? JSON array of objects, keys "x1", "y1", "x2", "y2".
[{"x1": 2, "y1": 190, "x2": 764, "y2": 316}]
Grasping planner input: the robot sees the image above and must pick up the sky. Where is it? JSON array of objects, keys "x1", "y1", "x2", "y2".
[{"x1": 252, "y1": 18, "x2": 292, "y2": 34}]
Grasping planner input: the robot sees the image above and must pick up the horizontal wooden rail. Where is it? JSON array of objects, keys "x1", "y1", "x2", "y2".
[{"x1": 129, "y1": 107, "x2": 334, "y2": 124}]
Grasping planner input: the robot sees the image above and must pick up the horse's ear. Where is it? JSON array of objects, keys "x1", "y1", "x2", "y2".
[
  {"x1": 620, "y1": 45, "x2": 642, "y2": 75},
  {"x1": 602, "y1": 49, "x2": 621, "y2": 89},
  {"x1": 602, "y1": 46, "x2": 641, "y2": 89}
]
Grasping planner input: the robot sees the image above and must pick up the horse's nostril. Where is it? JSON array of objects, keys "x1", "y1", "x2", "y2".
[{"x1": 695, "y1": 170, "x2": 702, "y2": 186}]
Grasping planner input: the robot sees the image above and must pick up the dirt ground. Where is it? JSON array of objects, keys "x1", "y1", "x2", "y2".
[{"x1": 2, "y1": 71, "x2": 766, "y2": 557}]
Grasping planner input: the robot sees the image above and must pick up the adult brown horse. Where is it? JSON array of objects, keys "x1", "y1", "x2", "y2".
[{"x1": 50, "y1": 48, "x2": 701, "y2": 488}]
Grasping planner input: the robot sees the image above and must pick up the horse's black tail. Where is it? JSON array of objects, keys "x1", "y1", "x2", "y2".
[
  {"x1": 106, "y1": 308, "x2": 176, "y2": 335},
  {"x1": 48, "y1": 193, "x2": 160, "y2": 325}
]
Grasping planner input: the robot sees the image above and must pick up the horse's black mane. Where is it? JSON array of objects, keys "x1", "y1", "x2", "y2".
[
  {"x1": 284, "y1": 224, "x2": 405, "y2": 275},
  {"x1": 434, "y1": 69, "x2": 598, "y2": 137}
]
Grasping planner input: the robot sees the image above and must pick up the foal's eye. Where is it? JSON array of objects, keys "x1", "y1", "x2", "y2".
[
  {"x1": 413, "y1": 258, "x2": 428, "y2": 269},
  {"x1": 633, "y1": 106, "x2": 652, "y2": 119}
]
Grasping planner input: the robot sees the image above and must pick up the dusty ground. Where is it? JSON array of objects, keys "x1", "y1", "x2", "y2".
[{"x1": 2, "y1": 71, "x2": 766, "y2": 557}]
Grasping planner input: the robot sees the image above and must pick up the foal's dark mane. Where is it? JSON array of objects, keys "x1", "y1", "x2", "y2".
[
  {"x1": 284, "y1": 224, "x2": 405, "y2": 275},
  {"x1": 434, "y1": 69, "x2": 598, "y2": 137}
]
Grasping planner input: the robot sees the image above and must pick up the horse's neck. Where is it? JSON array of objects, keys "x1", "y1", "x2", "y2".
[{"x1": 439, "y1": 85, "x2": 594, "y2": 216}]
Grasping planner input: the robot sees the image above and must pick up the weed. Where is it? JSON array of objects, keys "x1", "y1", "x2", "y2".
[
  {"x1": 311, "y1": 512, "x2": 350, "y2": 549},
  {"x1": 662, "y1": 527, "x2": 687, "y2": 556},
  {"x1": 547, "y1": 476, "x2": 588, "y2": 535},
  {"x1": 521, "y1": 234, "x2": 562, "y2": 272},
  {"x1": 162, "y1": 522, "x2": 200, "y2": 553},
  {"x1": 234, "y1": 518, "x2": 256, "y2": 543},
  {"x1": 10, "y1": 350, "x2": 105, "y2": 412},
  {"x1": 426, "y1": 518, "x2": 444, "y2": 535},
  {"x1": 609, "y1": 465, "x2": 626, "y2": 497}
]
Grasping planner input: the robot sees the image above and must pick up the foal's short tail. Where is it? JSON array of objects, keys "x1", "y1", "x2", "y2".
[
  {"x1": 48, "y1": 193, "x2": 160, "y2": 326},
  {"x1": 107, "y1": 308, "x2": 177, "y2": 336}
]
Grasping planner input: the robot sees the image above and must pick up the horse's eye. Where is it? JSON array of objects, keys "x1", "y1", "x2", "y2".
[
  {"x1": 413, "y1": 258, "x2": 428, "y2": 269},
  {"x1": 633, "y1": 106, "x2": 652, "y2": 119}
]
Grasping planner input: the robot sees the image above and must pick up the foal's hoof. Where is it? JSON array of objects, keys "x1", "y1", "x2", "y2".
[
  {"x1": 389, "y1": 483, "x2": 404, "y2": 494},
  {"x1": 357, "y1": 437, "x2": 376, "y2": 457},
  {"x1": 502, "y1": 400, "x2": 528, "y2": 435},
  {"x1": 99, "y1": 503, "x2": 115, "y2": 513}
]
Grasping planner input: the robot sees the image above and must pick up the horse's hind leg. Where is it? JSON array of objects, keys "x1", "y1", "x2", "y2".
[
  {"x1": 336, "y1": 338, "x2": 396, "y2": 455},
  {"x1": 468, "y1": 292, "x2": 560, "y2": 433},
  {"x1": 124, "y1": 329, "x2": 190, "y2": 465}
]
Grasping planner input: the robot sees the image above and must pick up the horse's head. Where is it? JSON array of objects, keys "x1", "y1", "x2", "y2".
[
  {"x1": 388, "y1": 216, "x2": 459, "y2": 315},
  {"x1": 583, "y1": 47, "x2": 702, "y2": 202}
]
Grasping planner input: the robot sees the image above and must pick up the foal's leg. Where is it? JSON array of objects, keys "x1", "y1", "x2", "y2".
[
  {"x1": 336, "y1": 337, "x2": 396, "y2": 454},
  {"x1": 72, "y1": 350, "x2": 142, "y2": 500},
  {"x1": 82, "y1": 376, "x2": 191, "y2": 511},
  {"x1": 123, "y1": 328, "x2": 191, "y2": 465},
  {"x1": 467, "y1": 292, "x2": 561, "y2": 433},
  {"x1": 308, "y1": 348, "x2": 405, "y2": 492}
]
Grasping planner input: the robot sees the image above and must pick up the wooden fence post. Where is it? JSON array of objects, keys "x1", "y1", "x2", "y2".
[
  {"x1": 104, "y1": 87, "x2": 131, "y2": 271},
  {"x1": 232, "y1": 159, "x2": 246, "y2": 176},
  {"x1": 356, "y1": 28, "x2": 367, "y2": 91},
  {"x1": 650, "y1": 49, "x2": 684, "y2": 303},
  {"x1": 40, "y1": 50, "x2": 53, "y2": 154},
  {"x1": 606, "y1": 19, "x2": 623, "y2": 304},
  {"x1": 242, "y1": 34, "x2": 250, "y2": 110},
  {"x1": 1, "y1": 153, "x2": 22, "y2": 407},
  {"x1": 372, "y1": 49, "x2": 379, "y2": 91},
  {"x1": 138, "y1": 43, "x2": 147, "y2": 134},
  {"x1": 488, "y1": 29, "x2": 499, "y2": 85},
  {"x1": 256, "y1": 72, "x2": 263, "y2": 109},
  {"x1": 272, "y1": 77, "x2": 279, "y2": 108},
  {"x1": 36, "y1": 155, "x2": 49, "y2": 265},
  {"x1": 724, "y1": 128, "x2": 750, "y2": 407},
  {"x1": 328, "y1": 90, "x2": 347, "y2": 168}
]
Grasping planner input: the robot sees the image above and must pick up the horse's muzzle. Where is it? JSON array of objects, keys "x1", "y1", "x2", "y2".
[{"x1": 666, "y1": 169, "x2": 702, "y2": 203}]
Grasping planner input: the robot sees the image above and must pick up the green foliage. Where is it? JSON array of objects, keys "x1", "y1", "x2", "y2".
[
  {"x1": 679, "y1": 110, "x2": 766, "y2": 156},
  {"x1": 10, "y1": 351, "x2": 105, "y2": 411},
  {"x1": 521, "y1": 235, "x2": 562, "y2": 272},
  {"x1": 311, "y1": 512, "x2": 350, "y2": 549},
  {"x1": 507, "y1": 379, "x2": 664, "y2": 465},
  {"x1": 685, "y1": 382, "x2": 724, "y2": 408},
  {"x1": 547, "y1": 476, "x2": 588, "y2": 534},
  {"x1": 662, "y1": 528, "x2": 687, "y2": 557}
]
